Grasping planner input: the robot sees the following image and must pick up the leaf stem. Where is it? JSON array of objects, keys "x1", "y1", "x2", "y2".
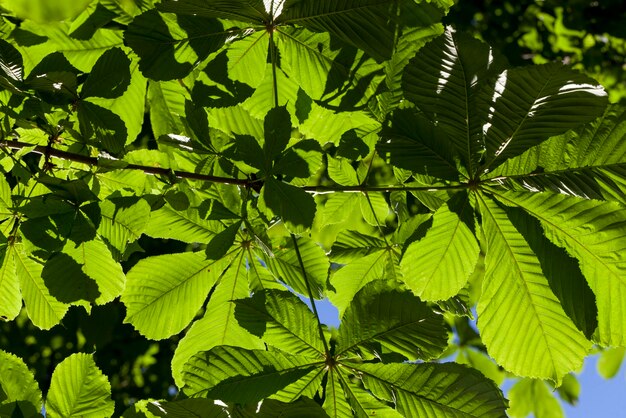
[{"x1": 290, "y1": 233, "x2": 331, "y2": 356}]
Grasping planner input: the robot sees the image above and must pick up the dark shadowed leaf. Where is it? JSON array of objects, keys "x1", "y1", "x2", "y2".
[{"x1": 81, "y1": 47, "x2": 131, "y2": 99}]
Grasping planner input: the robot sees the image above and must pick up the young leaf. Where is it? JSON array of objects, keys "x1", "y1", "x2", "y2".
[{"x1": 46, "y1": 353, "x2": 114, "y2": 418}]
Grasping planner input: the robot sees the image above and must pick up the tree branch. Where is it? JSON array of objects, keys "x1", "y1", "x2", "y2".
[{"x1": 1, "y1": 139, "x2": 470, "y2": 192}]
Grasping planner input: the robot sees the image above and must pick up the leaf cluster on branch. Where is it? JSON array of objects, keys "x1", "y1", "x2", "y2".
[{"x1": 0, "y1": 0, "x2": 624, "y2": 416}]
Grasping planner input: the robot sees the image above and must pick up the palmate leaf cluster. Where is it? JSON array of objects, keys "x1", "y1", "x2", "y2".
[{"x1": 0, "y1": 0, "x2": 624, "y2": 416}]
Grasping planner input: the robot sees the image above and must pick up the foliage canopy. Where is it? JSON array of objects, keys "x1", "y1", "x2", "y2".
[{"x1": 0, "y1": 0, "x2": 624, "y2": 416}]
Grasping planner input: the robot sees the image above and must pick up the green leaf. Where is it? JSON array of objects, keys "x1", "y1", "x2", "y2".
[
  {"x1": 557, "y1": 373, "x2": 580, "y2": 406},
  {"x1": 46, "y1": 353, "x2": 114, "y2": 418},
  {"x1": 206, "y1": 221, "x2": 242, "y2": 260},
  {"x1": 147, "y1": 399, "x2": 228, "y2": 418},
  {"x1": 480, "y1": 63, "x2": 608, "y2": 171},
  {"x1": 275, "y1": 27, "x2": 383, "y2": 107},
  {"x1": 1, "y1": 0, "x2": 92, "y2": 22},
  {"x1": 264, "y1": 106, "x2": 292, "y2": 162},
  {"x1": 98, "y1": 198, "x2": 151, "y2": 259},
  {"x1": 123, "y1": 252, "x2": 231, "y2": 339},
  {"x1": 323, "y1": 370, "x2": 352, "y2": 418},
  {"x1": 597, "y1": 348, "x2": 625, "y2": 379},
  {"x1": 15, "y1": 245, "x2": 69, "y2": 330},
  {"x1": 507, "y1": 378, "x2": 563, "y2": 418},
  {"x1": 64, "y1": 238, "x2": 125, "y2": 305},
  {"x1": 338, "y1": 281, "x2": 448, "y2": 360},
  {"x1": 0, "y1": 350, "x2": 41, "y2": 410},
  {"x1": 226, "y1": 30, "x2": 269, "y2": 88},
  {"x1": 69, "y1": 2, "x2": 118, "y2": 40},
  {"x1": 15, "y1": 20, "x2": 123, "y2": 73},
  {"x1": 143, "y1": 204, "x2": 223, "y2": 243},
  {"x1": 403, "y1": 28, "x2": 507, "y2": 172},
  {"x1": 171, "y1": 251, "x2": 264, "y2": 387},
  {"x1": 359, "y1": 192, "x2": 389, "y2": 226},
  {"x1": 401, "y1": 191, "x2": 479, "y2": 301},
  {"x1": 329, "y1": 249, "x2": 387, "y2": 315},
  {"x1": 489, "y1": 104, "x2": 626, "y2": 205},
  {"x1": 327, "y1": 156, "x2": 359, "y2": 186},
  {"x1": 260, "y1": 179, "x2": 316, "y2": 231},
  {"x1": 221, "y1": 134, "x2": 265, "y2": 171},
  {"x1": 264, "y1": 236, "x2": 329, "y2": 299},
  {"x1": 148, "y1": 79, "x2": 191, "y2": 139},
  {"x1": 81, "y1": 47, "x2": 131, "y2": 99},
  {"x1": 502, "y1": 205, "x2": 597, "y2": 339},
  {"x1": 234, "y1": 289, "x2": 325, "y2": 357},
  {"x1": 456, "y1": 347, "x2": 506, "y2": 386},
  {"x1": 182, "y1": 346, "x2": 319, "y2": 402},
  {"x1": 158, "y1": 0, "x2": 269, "y2": 23},
  {"x1": 274, "y1": 139, "x2": 323, "y2": 179},
  {"x1": 77, "y1": 100, "x2": 128, "y2": 155},
  {"x1": 125, "y1": 10, "x2": 228, "y2": 80},
  {"x1": 256, "y1": 398, "x2": 330, "y2": 418},
  {"x1": 0, "y1": 238, "x2": 21, "y2": 322},
  {"x1": 0, "y1": 39, "x2": 24, "y2": 92},
  {"x1": 494, "y1": 191, "x2": 626, "y2": 346},
  {"x1": 279, "y1": 1, "x2": 445, "y2": 62},
  {"x1": 330, "y1": 230, "x2": 386, "y2": 263},
  {"x1": 378, "y1": 109, "x2": 462, "y2": 181},
  {"x1": 355, "y1": 362, "x2": 508, "y2": 418},
  {"x1": 339, "y1": 373, "x2": 402, "y2": 418},
  {"x1": 476, "y1": 194, "x2": 590, "y2": 382}
]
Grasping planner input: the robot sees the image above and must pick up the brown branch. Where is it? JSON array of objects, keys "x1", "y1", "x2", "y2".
[
  {"x1": 0, "y1": 139, "x2": 469, "y2": 192},
  {"x1": 0, "y1": 139, "x2": 252, "y2": 186}
]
